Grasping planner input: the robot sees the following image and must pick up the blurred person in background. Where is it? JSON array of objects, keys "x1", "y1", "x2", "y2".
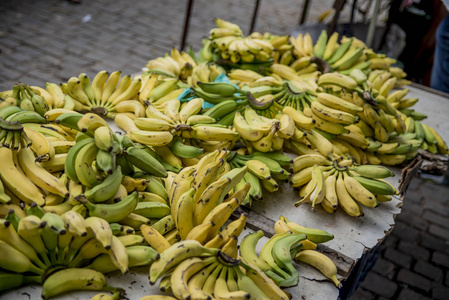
[{"x1": 431, "y1": 1, "x2": 449, "y2": 93}]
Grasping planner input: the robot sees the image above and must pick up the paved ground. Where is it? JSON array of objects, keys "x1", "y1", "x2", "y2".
[
  {"x1": 353, "y1": 178, "x2": 449, "y2": 300},
  {"x1": 0, "y1": 1, "x2": 447, "y2": 299},
  {"x1": 0, "y1": 0, "x2": 367, "y2": 91}
]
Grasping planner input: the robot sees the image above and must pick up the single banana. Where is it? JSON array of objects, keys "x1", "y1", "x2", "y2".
[
  {"x1": 41, "y1": 268, "x2": 120, "y2": 299},
  {"x1": 295, "y1": 250, "x2": 341, "y2": 287}
]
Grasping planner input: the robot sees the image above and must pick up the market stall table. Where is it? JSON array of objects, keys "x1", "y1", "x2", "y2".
[{"x1": 1, "y1": 84, "x2": 447, "y2": 300}]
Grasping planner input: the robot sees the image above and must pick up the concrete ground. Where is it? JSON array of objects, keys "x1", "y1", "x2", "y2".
[{"x1": 0, "y1": 1, "x2": 447, "y2": 299}]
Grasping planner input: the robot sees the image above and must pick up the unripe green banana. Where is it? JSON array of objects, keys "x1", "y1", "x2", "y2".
[
  {"x1": 352, "y1": 176, "x2": 397, "y2": 195},
  {"x1": 349, "y1": 165, "x2": 394, "y2": 179},
  {"x1": 197, "y1": 81, "x2": 241, "y2": 96},
  {"x1": 84, "y1": 192, "x2": 139, "y2": 222},
  {"x1": 168, "y1": 136, "x2": 204, "y2": 158},
  {"x1": 0, "y1": 240, "x2": 44, "y2": 275},
  {"x1": 95, "y1": 148, "x2": 116, "y2": 174},
  {"x1": 133, "y1": 202, "x2": 170, "y2": 219},
  {"x1": 84, "y1": 166, "x2": 123, "y2": 203},
  {"x1": 125, "y1": 146, "x2": 167, "y2": 178},
  {"x1": 0, "y1": 270, "x2": 42, "y2": 292}
]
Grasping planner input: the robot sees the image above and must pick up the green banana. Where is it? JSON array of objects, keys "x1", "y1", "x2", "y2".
[
  {"x1": 84, "y1": 166, "x2": 123, "y2": 203},
  {"x1": 83, "y1": 192, "x2": 140, "y2": 223},
  {"x1": 197, "y1": 81, "x2": 242, "y2": 96},
  {"x1": 168, "y1": 136, "x2": 204, "y2": 158},
  {"x1": 352, "y1": 176, "x2": 397, "y2": 195},
  {"x1": 64, "y1": 138, "x2": 95, "y2": 183},
  {"x1": 125, "y1": 146, "x2": 167, "y2": 178},
  {"x1": 133, "y1": 202, "x2": 171, "y2": 219}
]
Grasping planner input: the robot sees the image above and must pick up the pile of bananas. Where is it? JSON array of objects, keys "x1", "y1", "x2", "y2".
[
  {"x1": 0, "y1": 210, "x2": 160, "y2": 298},
  {"x1": 1, "y1": 17, "x2": 449, "y2": 299},
  {"x1": 290, "y1": 153, "x2": 397, "y2": 216}
]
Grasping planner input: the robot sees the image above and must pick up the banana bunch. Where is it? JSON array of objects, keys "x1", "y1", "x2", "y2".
[
  {"x1": 0, "y1": 89, "x2": 18, "y2": 109},
  {"x1": 203, "y1": 18, "x2": 277, "y2": 66},
  {"x1": 145, "y1": 48, "x2": 197, "y2": 81},
  {"x1": 61, "y1": 71, "x2": 144, "y2": 119},
  {"x1": 227, "y1": 151, "x2": 292, "y2": 205},
  {"x1": 115, "y1": 99, "x2": 239, "y2": 159},
  {"x1": 270, "y1": 63, "x2": 319, "y2": 91},
  {"x1": 6, "y1": 83, "x2": 49, "y2": 117},
  {"x1": 287, "y1": 31, "x2": 367, "y2": 75},
  {"x1": 290, "y1": 153, "x2": 397, "y2": 216},
  {"x1": 239, "y1": 229, "x2": 306, "y2": 288},
  {"x1": 148, "y1": 239, "x2": 289, "y2": 300},
  {"x1": 227, "y1": 68, "x2": 264, "y2": 85},
  {"x1": 9, "y1": 82, "x2": 73, "y2": 111},
  {"x1": 228, "y1": 72, "x2": 284, "y2": 89},
  {"x1": 274, "y1": 216, "x2": 341, "y2": 288},
  {"x1": 194, "y1": 81, "x2": 286, "y2": 122},
  {"x1": 194, "y1": 81, "x2": 285, "y2": 123},
  {"x1": 141, "y1": 150, "x2": 251, "y2": 248},
  {"x1": 307, "y1": 92, "x2": 362, "y2": 132},
  {"x1": 366, "y1": 70, "x2": 405, "y2": 99},
  {"x1": 240, "y1": 217, "x2": 340, "y2": 288},
  {"x1": 0, "y1": 130, "x2": 75, "y2": 206},
  {"x1": 186, "y1": 62, "x2": 225, "y2": 88},
  {"x1": 234, "y1": 106, "x2": 298, "y2": 153},
  {"x1": 137, "y1": 75, "x2": 183, "y2": 107},
  {"x1": 0, "y1": 117, "x2": 30, "y2": 150},
  {"x1": 192, "y1": 80, "x2": 247, "y2": 106},
  {"x1": 385, "y1": 87, "x2": 420, "y2": 112},
  {"x1": 0, "y1": 211, "x2": 137, "y2": 296}
]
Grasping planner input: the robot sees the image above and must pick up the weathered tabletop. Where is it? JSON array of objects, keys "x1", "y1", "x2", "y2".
[{"x1": 2, "y1": 84, "x2": 448, "y2": 300}]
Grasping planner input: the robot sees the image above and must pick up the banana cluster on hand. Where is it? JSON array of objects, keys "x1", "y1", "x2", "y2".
[
  {"x1": 0, "y1": 211, "x2": 147, "y2": 295},
  {"x1": 290, "y1": 153, "x2": 397, "y2": 216},
  {"x1": 274, "y1": 216, "x2": 341, "y2": 288},
  {"x1": 141, "y1": 150, "x2": 250, "y2": 249},
  {"x1": 0, "y1": 132, "x2": 72, "y2": 206},
  {"x1": 203, "y1": 18, "x2": 277, "y2": 66},
  {"x1": 234, "y1": 106, "x2": 296, "y2": 153},
  {"x1": 228, "y1": 151, "x2": 292, "y2": 205},
  {"x1": 270, "y1": 63, "x2": 319, "y2": 91},
  {"x1": 146, "y1": 48, "x2": 198, "y2": 81},
  {"x1": 187, "y1": 62, "x2": 225, "y2": 89},
  {"x1": 61, "y1": 71, "x2": 145, "y2": 119},
  {"x1": 7, "y1": 83, "x2": 49, "y2": 117},
  {"x1": 115, "y1": 99, "x2": 238, "y2": 164},
  {"x1": 147, "y1": 238, "x2": 289, "y2": 300}
]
